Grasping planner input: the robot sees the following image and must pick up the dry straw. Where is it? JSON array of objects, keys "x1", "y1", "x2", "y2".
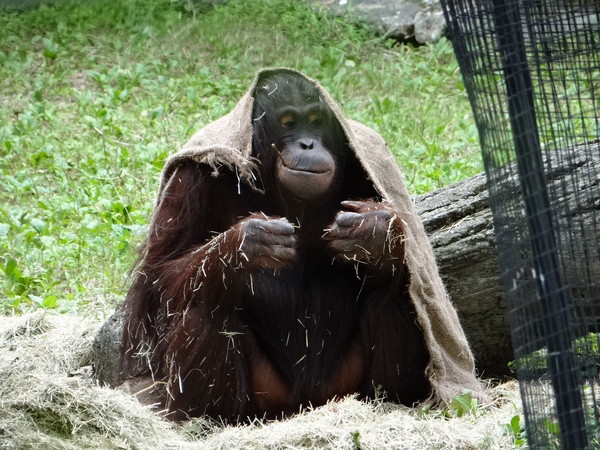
[{"x1": 0, "y1": 310, "x2": 521, "y2": 449}]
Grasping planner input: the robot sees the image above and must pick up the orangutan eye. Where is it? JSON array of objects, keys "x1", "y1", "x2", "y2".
[
  {"x1": 280, "y1": 114, "x2": 296, "y2": 129},
  {"x1": 309, "y1": 113, "x2": 323, "y2": 127}
]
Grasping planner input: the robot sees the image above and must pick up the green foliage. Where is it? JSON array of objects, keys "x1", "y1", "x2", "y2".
[
  {"x1": 350, "y1": 430, "x2": 362, "y2": 449},
  {"x1": 22, "y1": 405, "x2": 74, "y2": 438},
  {"x1": 417, "y1": 391, "x2": 532, "y2": 446},
  {"x1": 509, "y1": 333, "x2": 600, "y2": 376},
  {"x1": 418, "y1": 391, "x2": 479, "y2": 419},
  {"x1": 0, "y1": 0, "x2": 479, "y2": 312},
  {"x1": 528, "y1": 400, "x2": 600, "y2": 449},
  {"x1": 448, "y1": 391, "x2": 478, "y2": 418},
  {"x1": 503, "y1": 414, "x2": 527, "y2": 447},
  {"x1": 507, "y1": 334, "x2": 600, "y2": 449}
]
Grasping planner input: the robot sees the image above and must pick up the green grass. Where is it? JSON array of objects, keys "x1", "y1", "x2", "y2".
[{"x1": 0, "y1": 0, "x2": 481, "y2": 313}]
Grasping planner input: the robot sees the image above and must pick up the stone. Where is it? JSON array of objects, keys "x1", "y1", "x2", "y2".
[{"x1": 308, "y1": 0, "x2": 446, "y2": 44}]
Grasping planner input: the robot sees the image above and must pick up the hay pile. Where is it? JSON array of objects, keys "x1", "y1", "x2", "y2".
[{"x1": 0, "y1": 311, "x2": 522, "y2": 449}]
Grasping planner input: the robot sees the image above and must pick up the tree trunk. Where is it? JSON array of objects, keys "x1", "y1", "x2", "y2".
[
  {"x1": 94, "y1": 151, "x2": 599, "y2": 381},
  {"x1": 414, "y1": 173, "x2": 512, "y2": 376},
  {"x1": 94, "y1": 172, "x2": 511, "y2": 383},
  {"x1": 416, "y1": 148, "x2": 600, "y2": 377}
]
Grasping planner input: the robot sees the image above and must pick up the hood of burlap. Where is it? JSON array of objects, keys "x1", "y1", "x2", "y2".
[{"x1": 158, "y1": 68, "x2": 483, "y2": 405}]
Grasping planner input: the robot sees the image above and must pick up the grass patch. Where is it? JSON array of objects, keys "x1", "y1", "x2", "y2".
[{"x1": 0, "y1": 0, "x2": 480, "y2": 313}]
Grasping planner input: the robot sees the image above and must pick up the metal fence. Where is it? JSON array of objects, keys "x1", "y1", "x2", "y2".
[{"x1": 440, "y1": 1, "x2": 600, "y2": 448}]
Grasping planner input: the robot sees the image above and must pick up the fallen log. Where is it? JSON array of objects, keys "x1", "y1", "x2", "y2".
[
  {"x1": 93, "y1": 149, "x2": 599, "y2": 381},
  {"x1": 94, "y1": 172, "x2": 512, "y2": 385},
  {"x1": 414, "y1": 173, "x2": 511, "y2": 376},
  {"x1": 417, "y1": 146, "x2": 600, "y2": 376}
]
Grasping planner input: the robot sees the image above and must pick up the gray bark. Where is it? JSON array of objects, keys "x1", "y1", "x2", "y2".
[
  {"x1": 93, "y1": 171, "x2": 512, "y2": 386},
  {"x1": 95, "y1": 149, "x2": 600, "y2": 382},
  {"x1": 415, "y1": 174, "x2": 512, "y2": 376},
  {"x1": 92, "y1": 172, "x2": 510, "y2": 385},
  {"x1": 92, "y1": 307, "x2": 124, "y2": 387},
  {"x1": 415, "y1": 147, "x2": 600, "y2": 376}
]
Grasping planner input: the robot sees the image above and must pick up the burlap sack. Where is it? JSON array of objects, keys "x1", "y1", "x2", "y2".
[{"x1": 156, "y1": 68, "x2": 484, "y2": 406}]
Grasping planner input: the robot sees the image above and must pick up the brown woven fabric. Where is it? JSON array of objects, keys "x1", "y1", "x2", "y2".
[{"x1": 157, "y1": 68, "x2": 484, "y2": 406}]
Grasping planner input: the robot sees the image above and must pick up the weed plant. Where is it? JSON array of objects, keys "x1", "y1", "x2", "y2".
[{"x1": 0, "y1": 0, "x2": 480, "y2": 312}]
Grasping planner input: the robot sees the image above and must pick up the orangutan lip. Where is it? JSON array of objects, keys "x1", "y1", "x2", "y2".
[{"x1": 280, "y1": 160, "x2": 329, "y2": 174}]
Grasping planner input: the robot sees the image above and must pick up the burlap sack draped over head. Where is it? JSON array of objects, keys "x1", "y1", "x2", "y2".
[{"x1": 158, "y1": 68, "x2": 483, "y2": 406}]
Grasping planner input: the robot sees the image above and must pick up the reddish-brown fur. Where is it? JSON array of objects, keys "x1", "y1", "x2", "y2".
[{"x1": 120, "y1": 72, "x2": 430, "y2": 422}]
